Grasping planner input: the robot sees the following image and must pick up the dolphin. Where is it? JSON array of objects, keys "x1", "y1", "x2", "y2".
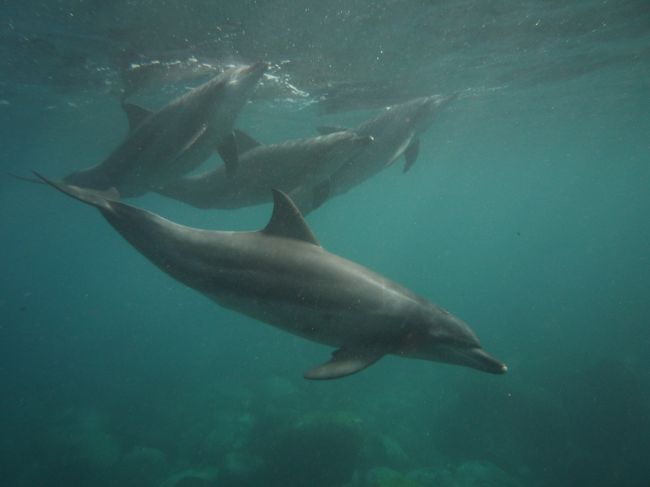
[
  {"x1": 24, "y1": 62, "x2": 267, "y2": 197},
  {"x1": 156, "y1": 130, "x2": 373, "y2": 210},
  {"x1": 35, "y1": 172, "x2": 506, "y2": 379},
  {"x1": 291, "y1": 94, "x2": 457, "y2": 214}
]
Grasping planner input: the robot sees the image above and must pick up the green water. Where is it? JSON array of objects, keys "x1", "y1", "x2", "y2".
[{"x1": 1, "y1": 1, "x2": 649, "y2": 486}]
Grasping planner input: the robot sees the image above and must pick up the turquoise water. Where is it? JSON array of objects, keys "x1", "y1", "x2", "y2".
[{"x1": 1, "y1": 1, "x2": 649, "y2": 486}]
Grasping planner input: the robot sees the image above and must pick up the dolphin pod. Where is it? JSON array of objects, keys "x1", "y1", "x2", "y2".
[
  {"x1": 155, "y1": 94, "x2": 455, "y2": 213},
  {"x1": 36, "y1": 173, "x2": 507, "y2": 379},
  {"x1": 27, "y1": 66, "x2": 506, "y2": 379}
]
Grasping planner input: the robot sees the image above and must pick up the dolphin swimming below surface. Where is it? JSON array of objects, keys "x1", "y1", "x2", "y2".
[
  {"x1": 156, "y1": 130, "x2": 373, "y2": 210},
  {"x1": 24, "y1": 62, "x2": 267, "y2": 197},
  {"x1": 291, "y1": 94, "x2": 457, "y2": 214},
  {"x1": 36, "y1": 173, "x2": 506, "y2": 379}
]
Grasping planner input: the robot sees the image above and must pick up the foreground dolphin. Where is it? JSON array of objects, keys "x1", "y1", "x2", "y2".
[
  {"x1": 156, "y1": 130, "x2": 373, "y2": 209},
  {"x1": 36, "y1": 173, "x2": 506, "y2": 379},
  {"x1": 291, "y1": 94, "x2": 456, "y2": 214},
  {"x1": 27, "y1": 62, "x2": 267, "y2": 197}
]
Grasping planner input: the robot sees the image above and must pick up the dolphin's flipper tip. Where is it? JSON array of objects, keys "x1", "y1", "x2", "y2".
[
  {"x1": 403, "y1": 138, "x2": 420, "y2": 173},
  {"x1": 303, "y1": 346, "x2": 386, "y2": 380}
]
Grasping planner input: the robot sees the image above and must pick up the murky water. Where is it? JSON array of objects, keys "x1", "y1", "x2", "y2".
[{"x1": 1, "y1": 1, "x2": 649, "y2": 486}]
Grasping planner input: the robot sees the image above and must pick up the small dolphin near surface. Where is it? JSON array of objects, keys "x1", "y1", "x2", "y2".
[
  {"x1": 21, "y1": 62, "x2": 267, "y2": 197},
  {"x1": 291, "y1": 94, "x2": 457, "y2": 214},
  {"x1": 156, "y1": 130, "x2": 373, "y2": 210},
  {"x1": 36, "y1": 172, "x2": 506, "y2": 379}
]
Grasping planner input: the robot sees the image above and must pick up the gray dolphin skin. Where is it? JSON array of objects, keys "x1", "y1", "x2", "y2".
[
  {"x1": 36, "y1": 172, "x2": 507, "y2": 379},
  {"x1": 291, "y1": 94, "x2": 456, "y2": 214},
  {"x1": 60, "y1": 62, "x2": 267, "y2": 197},
  {"x1": 156, "y1": 130, "x2": 373, "y2": 209}
]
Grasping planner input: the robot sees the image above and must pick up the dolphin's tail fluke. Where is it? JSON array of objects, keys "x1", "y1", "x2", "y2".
[
  {"x1": 6, "y1": 171, "x2": 46, "y2": 185},
  {"x1": 33, "y1": 171, "x2": 119, "y2": 211}
]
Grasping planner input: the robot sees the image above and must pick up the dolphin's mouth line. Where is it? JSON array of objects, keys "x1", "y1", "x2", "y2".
[
  {"x1": 435, "y1": 345, "x2": 508, "y2": 374},
  {"x1": 463, "y1": 347, "x2": 508, "y2": 374}
]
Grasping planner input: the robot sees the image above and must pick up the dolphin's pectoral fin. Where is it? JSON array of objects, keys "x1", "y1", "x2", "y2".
[
  {"x1": 316, "y1": 125, "x2": 349, "y2": 136},
  {"x1": 122, "y1": 102, "x2": 153, "y2": 131},
  {"x1": 233, "y1": 129, "x2": 262, "y2": 154},
  {"x1": 187, "y1": 125, "x2": 209, "y2": 150},
  {"x1": 312, "y1": 179, "x2": 331, "y2": 210},
  {"x1": 217, "y1": 132, "x2": 239, "y2": 177},
  {"x1": 403, "y1": 138, "x2": 420, "y2": 173},
  {"x1": 262, "y1": 190, "x2": 320, "y2": 245},
  {"x1": 384, "y1": 135, "x2": 414, "y2": 169},
  {"x1": 304, "y1": 346, "x2": 386, "y2": 380},
  {"x1": 169, "y1": 125, "x2": 208, "y2": 168}
]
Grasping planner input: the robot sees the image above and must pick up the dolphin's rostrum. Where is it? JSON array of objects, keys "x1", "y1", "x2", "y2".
[{"x1": 36, "y1": 173, "x2": 506, "y2": 379}]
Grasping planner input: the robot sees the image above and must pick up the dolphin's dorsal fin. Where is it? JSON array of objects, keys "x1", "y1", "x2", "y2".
[
  {"x1": 304, "y1": 346, "x2": 386, "y2": 380},
  {"x1": 233, "y1": 129, "x2": 262, "y2": 154},
  {"x1": 316, "y1": 125, "x2": 348, "y2": 135},
  {"x1": 122, "y1": 102, "x2": 153, "y2": 131},
  {"x1": 262, "y1": 189, "x2": 320, "y2": 245},
  {"x1": 403, "y1": 137, "x2": 420, "y2": 173}
]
